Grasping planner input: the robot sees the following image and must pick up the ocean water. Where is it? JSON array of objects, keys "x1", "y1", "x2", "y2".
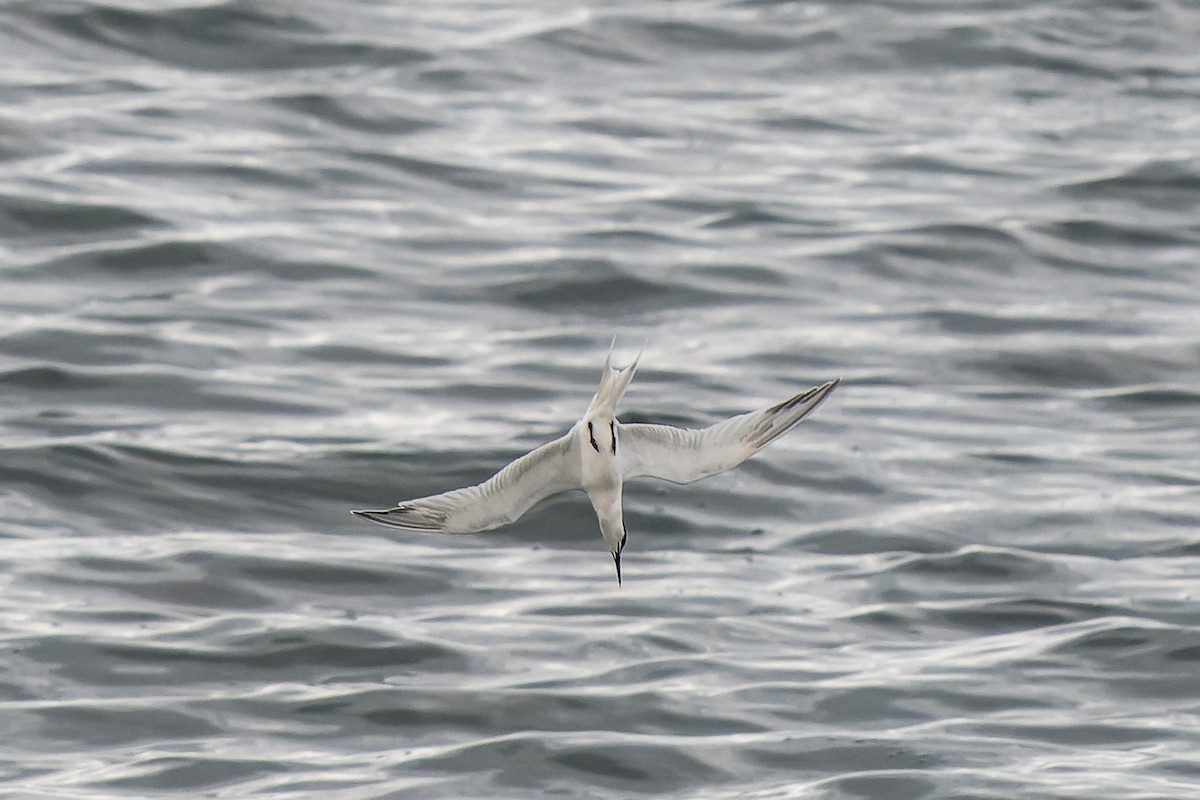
[{"x1": 2, "y1": 0, "x2": 1200, "y2": 797}]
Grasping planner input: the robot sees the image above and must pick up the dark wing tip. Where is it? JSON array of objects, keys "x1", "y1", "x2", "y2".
[
  {"x1": 752, "y1": 378, "x2": 841, "y2": 445},
  {"x1": 815, "y1": 377, "x2": 841, "y2": 400},
  {"x1": 771, "y1": 378, "x2": 840, "y2": 414},
  {"x1": 351, "y1": 505, "x2": 446, "y2": 531},
  {"x1": 352, "y1": 508, "x2": 392, "y2": 525}
]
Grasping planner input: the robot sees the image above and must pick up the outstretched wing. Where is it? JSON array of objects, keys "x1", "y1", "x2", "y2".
[
  {"x1": 353, "y1": 433, "x2": 581, "y2": 533},
  {"x1": 619, "y1": 379, "x2": 839, "y2": 485}
]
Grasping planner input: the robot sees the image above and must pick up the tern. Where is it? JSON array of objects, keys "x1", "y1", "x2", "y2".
[{"x1": 353, "y1": 342, "x2": 839, "y2": 584}]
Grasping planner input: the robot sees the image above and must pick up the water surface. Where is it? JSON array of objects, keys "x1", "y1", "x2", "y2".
[{"x1": 2, "y1": 1, "x2": 1200, "y2": 797}]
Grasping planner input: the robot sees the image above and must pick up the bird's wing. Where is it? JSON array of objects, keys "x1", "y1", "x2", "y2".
[
  {"x1": 620, "y1": 379, "x2": 839, "y2": 485},
  {"x1": 353, "y1": 432, "x2": 581, "y2": 533}
]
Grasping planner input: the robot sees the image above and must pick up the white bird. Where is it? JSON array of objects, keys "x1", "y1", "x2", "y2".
[{"x1": 353, "y1": 342, "x2": 839, "y2": 584}]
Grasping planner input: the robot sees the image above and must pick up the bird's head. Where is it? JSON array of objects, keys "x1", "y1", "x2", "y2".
[
  {"x1": 592, "y1": 493, "x2": 628, "y2": 586},
  {"x1": 609, "y1": 528, "x2": 627, "y2": 586}
]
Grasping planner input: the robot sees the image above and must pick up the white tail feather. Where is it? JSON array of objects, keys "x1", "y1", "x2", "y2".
[{"x1": 585, "y1": 338, "x2": 641, "y2": 418}]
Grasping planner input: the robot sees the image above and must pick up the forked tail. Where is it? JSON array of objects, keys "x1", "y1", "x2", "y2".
[{"x1": 585, "y1": 337, "x2": 643, "y2": 418}]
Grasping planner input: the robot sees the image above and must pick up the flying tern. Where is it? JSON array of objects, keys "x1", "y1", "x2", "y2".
[{"x1": 354, "y1": 342, "x2": 839, "y2": 584}]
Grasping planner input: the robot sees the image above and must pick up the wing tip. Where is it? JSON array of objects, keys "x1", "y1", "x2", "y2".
[
  {"x1": 351, "y1": 506, "x2": 446, "y2": 531},
  {"x1": 775, "y1": 377, "x2": 840, "y2": 413}
]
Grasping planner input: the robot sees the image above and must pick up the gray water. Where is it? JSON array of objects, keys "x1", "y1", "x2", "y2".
[{"x1": 3, "y1": 1, "x2": 1200, "y2": 798}]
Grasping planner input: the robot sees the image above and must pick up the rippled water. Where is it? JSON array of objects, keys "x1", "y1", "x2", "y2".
[{"x1": 3, "y1": 1, "x2": 1200, "y2": 797}]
